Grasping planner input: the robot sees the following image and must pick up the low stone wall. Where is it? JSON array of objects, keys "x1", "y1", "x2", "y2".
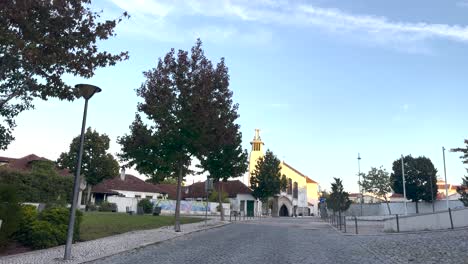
[
  {"x1": 345, "y1": 200, "x2": 464, "y2": 216},
  {"x1": 383, "y1": 207, "x2": 468, "y2": 232}
]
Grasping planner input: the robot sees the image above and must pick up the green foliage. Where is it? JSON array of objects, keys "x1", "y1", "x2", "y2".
[
  {"x1": 328, "y1": 178, "x2": 352, "y2": 212},
  {"x1": 390, "y1": 155, "x2": 438, "y2": 208},
  {"x1": 0, "y1": 167, "x2": 73, "y2": 204},
  {"x1": 451, "y1": 140, "x2": 468, "y2": 207},
  {"x1": 98, "y1": 202, "x2": 117, "y2": 212},
  {"x1": 361, "y1": 166, "x2": 393, "y2": 214},
  {"x1": 14, "y1": 205, "x2": 38, "y2": 245},
  {"x1": 86, "y1": 204, "x2": 99, "y2": 211},
  {"x1": 250, "y1": 150, "x2": 284, "y2": 203},
  {"x1": 57, "y1": 128, "x2": 120, "y2": 204},
  {"x1": 138, "y1": 199, "x2": 153, "y2": 214},
  {"x1": 0, "y1": 184, "x2": 21, "y2": 247},
  {"x1": 40, "y1": 207, "x2": 82, "y2": 241},
  {"x1": 29, "y1": 221, "x2": 65, "y2": 249},
  {"x1": 0, "y1": 1, "x2": 129, "y2": 149},
  {"x1": 208, "y1": 190, "x2": 229, "y2": 203}
]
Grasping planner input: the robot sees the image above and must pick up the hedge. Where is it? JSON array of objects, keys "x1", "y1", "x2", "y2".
[
  {"x1": 138, "y1": 198, "x2": 153, "y2": 214},
  {"x1": 0, "y1": 184, "x2": 22, "y2": 247},
  {"x1": 0, "y1": 167, "x2": 73, "y2": 204}
]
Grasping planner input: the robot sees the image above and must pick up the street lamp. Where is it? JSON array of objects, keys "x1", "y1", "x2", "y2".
[
  {"x1": 442, "y1": 147, "x2": 449, "y2": 210},
  {"x1": 357, "y1": 153, "x2": 363, "y2": 216},
  {"x1": 64, "y1": 84, "x2": 101, "y2": 260},
  {"x1": 401, "y1": 155, "x2": 408, "y2": 215}
]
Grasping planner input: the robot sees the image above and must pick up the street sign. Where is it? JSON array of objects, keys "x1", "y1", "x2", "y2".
[{"x1": 205, "y1": 178, "x2": 213, "y2": 192}]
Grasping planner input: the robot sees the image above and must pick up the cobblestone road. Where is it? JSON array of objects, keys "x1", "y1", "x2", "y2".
[{"x1": 91, "y1": 217, "x2": 468, "y2": 264}]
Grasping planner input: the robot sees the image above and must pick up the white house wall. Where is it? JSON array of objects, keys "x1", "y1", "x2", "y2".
[{"x1": 111, "y1": 190, "x2": 161, "y2": 199}]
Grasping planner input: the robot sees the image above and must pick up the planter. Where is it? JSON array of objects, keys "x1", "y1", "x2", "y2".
[{"x1": 153, "y1": 206, "x2": 161, "y2": 216}]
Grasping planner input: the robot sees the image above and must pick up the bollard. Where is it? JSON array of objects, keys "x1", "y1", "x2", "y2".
[
  {"x1": 354, "y1": 216, "x2": 358, "y2": 234},
  {"x1": 396, "y1": 214, "x2": 400, "y2": 233},
  {"x1": 235, "y1": 212, "x2": 237, "y2": 221},
  {"x1": 449, "y1": 208, "x2": 454, "y2": 229},
  {"x1": 230, "y1": 212, "x2": 232, "y2": 222}
]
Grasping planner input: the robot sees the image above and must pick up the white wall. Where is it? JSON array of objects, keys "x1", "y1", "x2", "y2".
[
  {"x1": 107, "y1": 196, "x2": 138, "y2": 212},
  {"x1": 112, "y1": 190, "x2": 161, "y2": 199},
  {"x1": 384, "y1": 207, "x2": 468, "y2": 232},
  {"x1": 345, "y1": 200, "x2": 465, "y2": 216}
]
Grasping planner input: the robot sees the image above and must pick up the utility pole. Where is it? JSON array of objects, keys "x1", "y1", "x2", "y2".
[
  {"x1": 442, "y1": 147, "x2": 449, "y2": 210},
  {"x1": 357, "y1": 153, "x2": 363, "y2": 216},
  {"x1": 401, "y1": 155, "x2": 408, "y2": 215}
]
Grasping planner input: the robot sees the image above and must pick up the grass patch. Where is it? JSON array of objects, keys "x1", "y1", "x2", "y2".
[{"x1": 80, "y1": 212, "x2": 203, "y2": 241}]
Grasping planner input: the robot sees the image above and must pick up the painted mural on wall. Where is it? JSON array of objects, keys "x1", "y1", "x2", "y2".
[{"x1": 152, "y1": 200, "x2": 207, "y2": 213}]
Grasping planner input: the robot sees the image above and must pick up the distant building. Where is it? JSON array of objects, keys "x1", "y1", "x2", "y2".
[
  {"x1": 0, "y1": 154, "x2": 70, "y2": 176},
  {"x1": 245, "y1": 129, "x2": 320, "y2": 216},
  {"x1": 91, "y1": 168, "x2": 177, "y2": 204},
  {"x1": 184, "y1": 180, "x2": 257, "y2": 216},
  {"x1": 349, "y1": 193, "x2": 384, "y2": 203}
]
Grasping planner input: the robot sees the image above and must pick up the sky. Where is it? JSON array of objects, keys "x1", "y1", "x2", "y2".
[{"x1": 2, "y1": 0, "x2": 468, "y2": 192}]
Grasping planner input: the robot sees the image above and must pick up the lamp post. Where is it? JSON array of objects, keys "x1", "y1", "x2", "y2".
[
  {"x1": 401, "y1": 155, "x2": 408, "y2": 215},
  {"x1": 357, "y1": 153, "x2": 363, "y2": 216},
  {"x1": 442, "y1": 147, "x2": 449, "y2": 210},
  {"x1": 64, "y1": 84, "x2": 101, "y2": 260}
]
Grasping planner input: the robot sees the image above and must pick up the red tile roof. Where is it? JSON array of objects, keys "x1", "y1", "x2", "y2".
[
  {"x1": 0, "y1": 154, "x2": 71, "y2": 176},
  {"x1": 92, "y1": 174, "x2": 161, "y2": 194},
  {"x1": 185, "y1": 180, "x2": 252, "y2": 199}
]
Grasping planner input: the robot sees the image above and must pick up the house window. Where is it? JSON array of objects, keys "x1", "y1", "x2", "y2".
[
  {"x1": 135, "y1": 195, "x2": 141, "y2": 199},
  {"x1": 240, "y1": 200, "x2": 245, "y2": 211},
  {"x1": 146, "y1": 196, "x2": 153, "y2": 199}
]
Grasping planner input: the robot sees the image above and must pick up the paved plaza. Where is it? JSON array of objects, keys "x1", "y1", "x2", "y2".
[{"x1": 90, "y1": 217, "x2": 468, "y2": 264}]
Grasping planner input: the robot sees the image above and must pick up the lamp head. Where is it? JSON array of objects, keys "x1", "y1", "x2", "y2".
[{"x1": 75, "y1": 84, "x2": 102, "y2": 100}]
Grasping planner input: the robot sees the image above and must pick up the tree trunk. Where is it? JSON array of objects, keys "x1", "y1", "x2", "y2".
[
  {"x1": 384, "y1": 198, "x2": 392, "y2": 215},
  {"x1": 415, "y1": 200, "x2": 419, "y2": 214},
  {"x1": 174, "y1": 167, "x2": 183, "y2": 232},
  {"x1": 218, "y1": 182, "x2": 225, "y2": 221},
  {"x1": 86, "y1": 184, "x2": 92, "y2": 209}
]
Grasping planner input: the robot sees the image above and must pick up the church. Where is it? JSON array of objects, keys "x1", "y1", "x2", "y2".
[{"x1": 244, "y1": 129, "x2": 320, "y2": 216}]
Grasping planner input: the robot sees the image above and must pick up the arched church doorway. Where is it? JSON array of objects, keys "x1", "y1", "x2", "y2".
[{"x1": 279, "y1": 204, "x2": 289, "y2": 217}]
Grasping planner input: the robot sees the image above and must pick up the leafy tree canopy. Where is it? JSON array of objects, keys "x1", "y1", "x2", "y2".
[
  {"x1": 328, "y1": 178, "x2": 352, "y2": 212},
  {"x1": 57, "y1": 127, "x2": 119, "y2": 186},
  {"x1": 361, "y1": 166, "x2": 393, "y2": 214},
  {"x1": 451, "y1": 140, "x2": 468, "y2": 206},
  {"x1": 390, "y1": 155, "x2": 437, "y2": 204},
  {"x1": 250, "y1": 150, "x2": 284, "y2": 203},
  {"x1": 0, "y1": 1, "x2": 129, "y2": 149}
]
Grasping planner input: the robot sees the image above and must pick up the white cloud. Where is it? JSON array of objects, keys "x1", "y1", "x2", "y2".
[{"x1": 108, "y1": 0, "x2": 468, "y2": 48}]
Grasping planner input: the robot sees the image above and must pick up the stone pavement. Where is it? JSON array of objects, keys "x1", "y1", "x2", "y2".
[
  {"x1": 89, "y1": 217, "x2": 468, "y2": 264},
  {"x1": 0, "y1": 219, "x2": 229, "y2": 264}
]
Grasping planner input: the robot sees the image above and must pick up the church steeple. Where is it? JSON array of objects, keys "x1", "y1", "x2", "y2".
[
  {"x1": 251, "y1": 129, "x2": 264, "y2": 152},
  {"x1": 246, "y1": 129, "x2": 265, "y2": 186}
]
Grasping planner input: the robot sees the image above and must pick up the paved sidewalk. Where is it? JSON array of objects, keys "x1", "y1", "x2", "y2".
[{"x1": 0, "y1": 219, "x2": 229, "y2": 264}]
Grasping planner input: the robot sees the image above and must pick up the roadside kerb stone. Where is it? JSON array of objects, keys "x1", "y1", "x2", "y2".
[{"x1": 0, "y1": 219, "x2": 229, "y2": 264}]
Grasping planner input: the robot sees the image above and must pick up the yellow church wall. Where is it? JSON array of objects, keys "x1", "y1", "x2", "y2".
[
  {"x1": 280, "y1": 162, "x2": 307, "y2": 188},
  {"x1": 306, "y1": 182, "x2": 319, "y2": 202}
]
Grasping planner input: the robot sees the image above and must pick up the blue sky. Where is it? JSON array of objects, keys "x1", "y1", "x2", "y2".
[{"x1": 3, "y1": 0, "x2": 468, "y2": 192}]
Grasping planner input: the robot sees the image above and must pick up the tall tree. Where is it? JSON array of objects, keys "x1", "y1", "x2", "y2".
[
  {"x1": 361, "y1": 166, "x2": 393, "y2": 214},
  {"x1": 191, "y1": 51, "x2": 248, "y2": 221},
  {"x1": 118, "y1": 40, "x2": 228, "y2": 231},
  {"x1": 390, "y1": 155, "x2": 438, "y2": 213},
  {"x1": 327, "y1": 178, "x2": 352, "y2": 213},
  {"x1": 451, "y1": 140, "x2": 468, "y2": 206},
  {"x1": 0, "y1": 1, "x2": 129, "y2": 149},
  {"x1": 250, "y1": 150, "x2": 285, "y2": 210},
  {"x1": 57, "y1": 127, "x2": 119, "y2": 205}
]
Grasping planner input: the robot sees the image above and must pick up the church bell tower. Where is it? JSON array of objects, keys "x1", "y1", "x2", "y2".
[{"x1": 247, "y1": 129, "x2": 264, "y2": 186}]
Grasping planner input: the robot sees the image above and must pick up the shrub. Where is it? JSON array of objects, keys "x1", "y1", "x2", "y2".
[
  {"x1": 39, "y1": 207, "x2": 82, "y2": 241},
  {"x1": 29, "y1": 221, "x2": 65, "y2": 249},
  {"x1": 138, "y1": 199, "x2": 153, "y2": 214},
  {"x1": 14, "y1": 205, "x2": 38, "y2": 245},
  {"x1": 86, "y1": 203, "x2": 98, "y2": 211},
  {"x1": 0, "y1": 184, "x2": 22, "y2": 247},
  {"x1": 99, "y1": 201, "x2": 117, "y2": 212}
]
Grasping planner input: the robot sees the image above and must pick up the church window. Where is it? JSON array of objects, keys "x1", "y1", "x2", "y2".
[
  {"x1": 293, "y1": 182, "x2": 298, "y2": 199},
  {"x1": 287, "y1": 178, "x2": 292, "y2": 194}
]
